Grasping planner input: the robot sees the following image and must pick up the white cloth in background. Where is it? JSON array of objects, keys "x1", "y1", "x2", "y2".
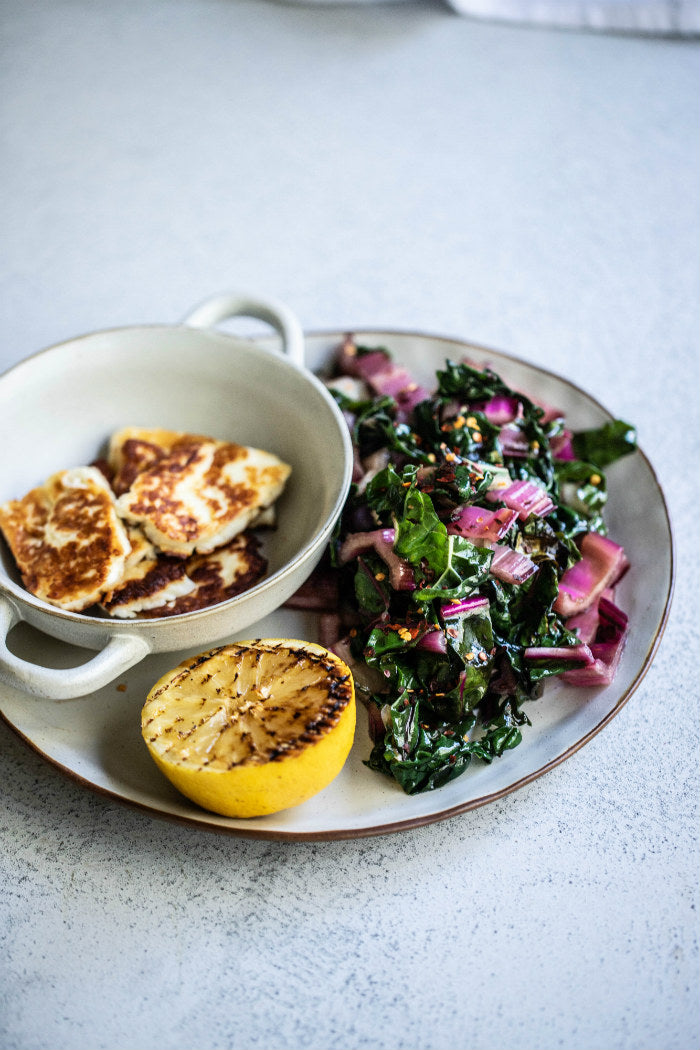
[
  {"x1": 280, "y1": 0, "x2": 700, "y2": 35},
  {"x1": 447, "y1": 0, "x2": 700, "y2": 34}
]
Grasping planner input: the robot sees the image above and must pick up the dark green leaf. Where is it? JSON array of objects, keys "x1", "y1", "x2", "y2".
[{"x1": 572, "y1": 420, "x2": 637, "y2": 469}]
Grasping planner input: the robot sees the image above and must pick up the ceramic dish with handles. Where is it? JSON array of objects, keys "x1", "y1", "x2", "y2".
[{"x1": 0, "y1": 292, "x2": 353, "y2": 700}]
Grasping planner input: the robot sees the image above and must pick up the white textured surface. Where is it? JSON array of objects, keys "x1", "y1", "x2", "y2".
[{"x1": 0, "y1": 3, "x2": 698, "y2": 1049}]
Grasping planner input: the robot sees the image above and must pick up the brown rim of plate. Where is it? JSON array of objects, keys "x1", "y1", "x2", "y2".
[{"x1": 0, "y1": 329, "x2": 676, "y2": 841}]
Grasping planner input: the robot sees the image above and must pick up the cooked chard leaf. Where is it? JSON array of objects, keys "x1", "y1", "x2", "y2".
[
  {"x1": 366, "y1": 695, "x2": 479, "y2": 794},
  {"x1": 327, "y1": 344, "x2": 631, "y2": 796},
  {"x1": 354, "y1": 399, "x2": 431, "y2": 462},
  {"x1": 393, "y1": 486, "x2": 492, "y2": 601},
  {"x1": 555, "y1": 459, "x2": 608, "y2": 514},
  {"x1": 365, "y1": 463, "x2": 416, "y2": 520},
  {"x1": 367, "y1": 687, "x2": 524, "y2": 794},
  {"x1": 353, "y1": 554, "x2": 391, "y2": 615},
  {"x1": 572, "y1": 419, "x2": 637, "y2": 469},
  {"x1": 412, "y1": 399, "x2": 503, "y2": 464},
  {"x1": 435, "y1": 360, "x2": 521, "y2": 403}
]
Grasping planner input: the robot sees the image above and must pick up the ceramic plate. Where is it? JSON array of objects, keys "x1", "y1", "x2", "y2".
[{"x1": 0, "y1": 331, "x2": 674, "y2": 839}]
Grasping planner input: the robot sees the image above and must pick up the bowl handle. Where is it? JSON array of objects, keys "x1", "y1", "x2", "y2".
[
  {"x1": 0, "y1": 595, "x2": 151, "y2": 700},
  {"x1": 181, "y1": 292, "x2": 305, "y2": 368}
]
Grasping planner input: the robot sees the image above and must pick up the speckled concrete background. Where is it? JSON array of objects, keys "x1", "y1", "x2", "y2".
[{"x1": 0, "y1": 3, "x2": 698, "y2": 1048}]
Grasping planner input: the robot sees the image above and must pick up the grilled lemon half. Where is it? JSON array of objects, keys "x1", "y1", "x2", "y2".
[{"x1": 141, "y1": 639, "x2": 355, "y2": 818}]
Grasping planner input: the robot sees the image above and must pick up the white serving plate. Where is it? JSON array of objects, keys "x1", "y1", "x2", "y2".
[{"x1": 0, "y1": 330, "x2": 674, "y2": 839}]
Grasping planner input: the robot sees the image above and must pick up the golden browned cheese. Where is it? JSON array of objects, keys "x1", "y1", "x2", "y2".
[
  {"x1": 121, "y1": 523, "x2": 156, "y2": 569},
  {"x1": 0, "y1": 467, "x2": 131, "y2": 611},
  {"x1": 100, "y1": 552, "x2": 195, "y2": 618},
  {"x1": 114, "y1": 431, "x2": 291, "y2": 557},
  {"x1": 101, "y1": 531, "x2": 266, "y2": 618},
  {"x1": 108, "y1": 428, "x2": 210, "y2": 496},
  {"x1": 137, "y1": 532, "x2": 267, "y2": 618}
]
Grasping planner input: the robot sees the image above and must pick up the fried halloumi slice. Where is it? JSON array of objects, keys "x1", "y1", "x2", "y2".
[
  {"x1": 0, "y1": 466, "x2": 131, "y2": 611},
  {"x1": 108, "y1": 428, "x2": 210, "y2": 496},
  {"x1": 100, "y1": 550, "x2": 196, "y2": 618},
  {"x1": 135, "y1": 532, "x2": 267, "y2": 618},
  {"x1": 122, "y1": 523, "x2": 157, "y2": 570},
  {"x1": 113, "y1": 430, "x2": 291, "y2": 558}
]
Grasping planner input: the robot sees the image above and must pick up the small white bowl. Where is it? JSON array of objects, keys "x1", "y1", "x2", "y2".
[{"x1": 0, "y1": 292, "x2": 353, "y2": 699}]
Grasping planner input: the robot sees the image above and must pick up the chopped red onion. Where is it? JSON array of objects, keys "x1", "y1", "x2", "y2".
[
  {"x1": 597, "y1": 595, "x2": 629, "y2": 633},
  {"x1": 560, "y1": 634, "x2": 628, "y2": 687},
  {"x1": 284, "y1": 567, "x2": 339, "y2": 611},
  {"x1": 554, "y1": 532, "x2": 629, "y2": 618},
  {"x1": 524, "y1": 643, "x2": 594, "y2": 665},
  {"x1": 559, "y1": 589, "x2": 629, "y2": 686},
  {"x1": 490, "y1": 544, "x2": 538, "y2": 585},
  {"x1": 338, "y1": 528, "x2": 395, "y2": 560},
  {"x1": 550, "y1": 430, "x2": 575, "y2": 461},
  {"x1": 394, "y1": 383, "x2": 431, "y2": 421},
  {"x1": 336, "y1": 341, "x2": 429, "y2": 422},
  {"x1": 483, "y1": 395, "x2": 520, "y2": 425},
  {"x1": 337, "y1": 528, "x2": 415, "y2": 591},
  {"x1": 336, "y1": 340, "x2": 388, "y2": 380},
  {"x1": 441, "y1": 596, "x2": 490, "y2": 618},
  {"x1": 498, "y1": 424, "x2": 530, "y2": 458},
  {"x1": 565, "y1": 602, "x2": 600, "y2": 645},
  {"x1": 486, "y1": 479, "x2": 554, "y2": 520},
  {"x1": 416, "y1": 629, "x2": 447, "y2": 654},
  {"x1": 447, "y1": 504, "x2": 519, "y2": 542},
  {"x1": 369, "y1": 365, "x2": 431, "y2": 422}
]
